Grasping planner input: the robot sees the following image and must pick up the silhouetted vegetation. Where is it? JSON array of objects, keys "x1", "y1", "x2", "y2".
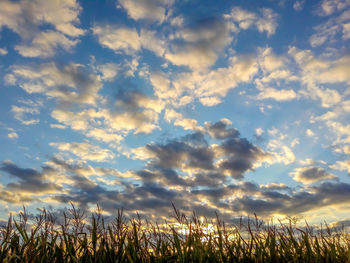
[{"x1": 1, "y1": 204, "x2": 350, "y2": 262}]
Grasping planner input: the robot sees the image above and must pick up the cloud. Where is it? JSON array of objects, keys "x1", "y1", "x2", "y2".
[
  {"x1": 0, "y1": 160, "x2": 61, "y2": 197},
  {"x1": 11, "y1": 99, "x2": 41, "y2": 125},
  {"x1": 133, "y1": 122, "x2": 272, "y2": 182},
  {"x1": 290, "y1": 166, "x2": 337, "y2": 184},
  {"x1": 106, "y1": 110, "x2": 160, "y2": 134},
  {"x1": 15, "y1": 31, "x2": 78, "y2": 58},
  {"x1": 205, "y1": 119, "x2": 239, "y2": 140},
  {"x1": 224, "y1": 7, "x2": 279, "y2": 36},
  {"x1": 118, "y1": 0, "x2": 174, "y2": 23},
  {"x1": 49, "y1": 142, "x2": 115, "y2": 162},
  {"x1": 258, "y1": 47, "x2": 286, "y2": 73},
  {"x1": 343, "y1": 21, "x2": 350, "y2": 39},
  {"x1": 7, "y1": 132, "x2": 18, "y2": 139},
  {"x1": 0, "y1": 48, "x2": 7, "y2": 55},
  {"x1": 317, "y1": 0, "x2": 350, "y2": 16},
  {"x1": 324, "y1": 120, "x2": 350, "y2": 144},
  {"x1": 5, "y1": 62, "x2": 102, "y2": 106},
  {"x1": 4, "y1": 156, "x2": 350, "y2": 220},
  {"x1": 87, "y1": 129, "x2": 123, "y2": 144},
  {"x1": 217, "y1": 134, "x2": 272, "y2": 179},
  {"x1": 253, "y1": 47, "x2": 299, "y2": 102},
  {"x1": 293, "y1": 1, "x2": 305, "y2": 11},
  {"x1": 144, "y1": 133, "x2": 215, "y2": 171},
  {"x1": 310, "y1": 4, "x2": 350, "y2": 46},
  {"x1": 229, "y1": 181, "x2": 350, "y2": 216},
  {"x1": 93, "y1": 25, "x2": 141, "y2": 54},
  {"x1": 96, "y1": 63, "x2": 120, "y2": 82},
  {"x1": 149, "y1": 72, "x2": 180, "y2": 100},
  {"x1": 164, "y1": 109, "x2": 202, "y2": 131},
  {"x1": 0, "y1": 0, "x2": 84, "y2": 57},
  {"x1": 165, "y1": 17, "x2": 232, "y2": 70},
  {"x1": 51, "y1": 101, "x2": 160, "y2": 143},
  {"x1": 93, "y1": 25, "x2": 165, "y2": 57},
  {"x1": 256, "y1": 87, "x2": 297, "y2": 101},
  {"x1": 331, "y1": 160, "x2": 350, "y2": 173},
  {"x1": 168, "y1": 54, "x2": 258, "y2": 106},
  {"x1": 288, "y1": 46, "x2": 348, "y2": 107},
  {"x1": 267, "y1": 128, "x2": 296, "y2": 165},
  {"x1": 0, "y1": 0, "x2": 84, "y2": 37}
]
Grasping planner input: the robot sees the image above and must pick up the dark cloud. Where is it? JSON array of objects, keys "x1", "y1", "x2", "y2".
[
  {"x1": 0, "y1": 161, "x2": 61, "y2": 195},
  {"x1": 219, "y1": 158, "x2": 252, "y2": 179},
  {"x1": 290, "y1": 166, "x2": 337, "y2": 184},
  {"x1": 136, "y1": 168, "x2": 187, "y2": 186},
  {"x1": 136, "y1": 124, "x2": 272, "y2": 187},
  {"x1": 1, "y1": 161, "x2": 41, "y2": 179},
  {"x1": 190, "y1": 172, "x2": 227, "y2": 187},
  {"x1": 4, "y1": 118, "x2": 350, "y2": 222},
  {"x1": 206, "y1": 120, "x2": 240, "y2": 139},
  {"x1": 218, "y1": 136, "x2": 271, "y2": 179},
  {"x1": 145, "y1": 133, "x2": 215, "y2": 171}
]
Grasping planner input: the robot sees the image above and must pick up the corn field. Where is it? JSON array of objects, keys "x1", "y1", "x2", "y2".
[{"x1": 1, "y1": 204, "x2": 350, "y2": 262}]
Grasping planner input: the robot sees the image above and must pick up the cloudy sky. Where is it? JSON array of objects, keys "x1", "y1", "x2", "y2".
[{"x1": 0, "y1": 0, "x2": 350, "y2": 224}]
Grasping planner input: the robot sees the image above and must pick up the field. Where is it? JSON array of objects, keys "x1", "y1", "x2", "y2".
[{"x1": 1, "y1": 205, "x2": 350, "y2": 262}]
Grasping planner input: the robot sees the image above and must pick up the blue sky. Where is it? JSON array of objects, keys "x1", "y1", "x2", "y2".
[{"x1": 0, "y1": 0, "x2": 350, "y2": 225}]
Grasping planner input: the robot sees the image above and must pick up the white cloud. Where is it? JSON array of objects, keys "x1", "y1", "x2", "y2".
[
  {"x1": 164, "y1": 109, "x2": 202, "y2": 131},
  {"x1": 0, "y1": 0, "x2": 84, "y2": 57},
  {"x1": 317, "y1": 0, "x2": 350, "y2": 16},
  {"x1": 8, "y1": 132, "x2": 18, "y2": 139},
  {"x1": 258, "y1": 47, "x2": 286, "y2": 72},
  {"x1": 199, "y1": 97, "x2": 222, "y2": 107},
  {"x1": 0, "y1": 48, "x2": 7, "y2": 55},
  {"x1": 139, "y1": 29, "x2": 166, "y2": 56},
  {"x1": 52, "y1": 105, "x2": 160, "y2": 139},
  {"x1": 6, "y1": 62, "x2": 102, "y2": 105},
  {"x1": 165, "y1": 18, "x2": 232, "y2": 70},
  {"x1": 288, "y1": 46, "x2": 348, "y2": 107},
  {"x1": 267, "y1": 128, "x2": 296, "y2": 165},
  {"x1": 253, "y1": 47, "x2": 299, "y2": 102},
  {"x1": 106, "y1": 110, "x2": 160, "y2": 134},
  {"x1": 150, "y1": 72, "x2": 179, "y2": 99},
  {"x1": 11, "y1": 105, "x2": 39, "y2": 125},
  {"x1": 11, "y1": 99, "x2": 41, "y2": 125},
  {"x1": 93, "y1": 25, "x2": 140, "y2": 54},
  {"x1": 224, "y1": 7, "x2": 279, "y2": 36},
  {"x1": 306, "y1": 129, "x2": 315, "y2": 137},
  {"x1": 311, "y1": 5, "x2": 350, "y2": 46},
  {"x1": 331, "y1": 160, "x2": 350, "y2": 173},
  {"x1": 93, "y1": 25, "x2": 165, "y2": 57},
  {"x1": 256, "y1": 87, "x2": 297, "y2": 101},
  {"x1": 0, "y1": 0, "x2": 84, "y2": 38},
  {"x1": 15, "y1": 31, "x2": 78, "y2": 58},
  {"x1": 170, "y1": 55, "x2": 258, "y2": 106},
  {"x1": 51, "y1": 109, "x2": 92, "y2": 131},
  {"x1": 165, "y1": 47, "x2": 218, "y2": 71},
  {"x1": 256, "y1": 128, "x2": 264, "y2": 136},
  {"x1": 87, "y1": 129, "x2": 123, "y2": 144},
  {"x1": 97, "y1": 63, "x2": 120, "y2": 82},
  {"x1": 50, "y1": 142, "x2": 115, "y2": 162},
  {"x1": 50, "y1": 124, "x2": 66, "y2": 129},
  {"x1": 118, "y1": 0, "x2": 174, "y2": 23},
  {"x1": 326, "y1": 120, "x2": 350, "y2": 144}
]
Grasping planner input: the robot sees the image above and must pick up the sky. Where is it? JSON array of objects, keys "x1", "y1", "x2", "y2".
[{"x1": 0, "y1": 0, "x2": 350, "y2": 225}]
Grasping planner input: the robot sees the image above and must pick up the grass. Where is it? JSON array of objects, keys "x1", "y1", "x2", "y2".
[{"x1": 1, "y1": 204, "x2": 350, "y2": 262}]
